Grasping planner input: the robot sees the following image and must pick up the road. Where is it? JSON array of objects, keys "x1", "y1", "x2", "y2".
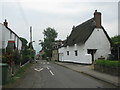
[{"x1": 13, "y1": 60, "x2": 116, "y2": 88}]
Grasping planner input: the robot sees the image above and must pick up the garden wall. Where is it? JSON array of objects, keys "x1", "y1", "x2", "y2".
[{"x1": 94, "y1": 60, "x2": 120, "y2": 76}]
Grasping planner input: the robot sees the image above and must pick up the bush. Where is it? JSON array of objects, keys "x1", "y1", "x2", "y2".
[
  {"x1": 21, "y1": 55, "x2": 32, "y2": 65},
  {"x1": 12, "y1": 50, "x2": 21, "y2": 65},
  {"x1": 95, "y1": 59, "x2": 120, "y2": 68},
  {"x1": 2, "y1": 55, "x2": 7, "y2": 63},
  {"x1": 24, "y1": 55, "x2": 32, "y2": 61}
]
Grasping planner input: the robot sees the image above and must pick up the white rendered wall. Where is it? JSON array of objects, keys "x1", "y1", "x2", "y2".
[
  {"x1": 59, "y1": 44, "x2": 92, "y2": 64},
  {"x1": 2, "y1": 24, "x2": 10, "y2": 48},
  {"x1": 85, "y1": 28, "x2": 111, "y2": 60},
  {"x1": 18, "y1": 39, "x2": 22, "y2": 50},
  {"x1": 59, "y1": 47, "x2": 64, "y2": 61}
]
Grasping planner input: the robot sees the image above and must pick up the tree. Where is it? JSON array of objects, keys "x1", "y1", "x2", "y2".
[
  {"x1": 111, "y1": 35, "x2": 120, "y2": 44},
  {"x1": 19, "y1": 37, "x2": 28, "y2": 48},
  {"x1": 41, "y1": 27, "x2": 58, "y2": 59},
  {"x1": 111, "y1": 35, "x2": 120, "y2": 60},
  {"x1": 20, "y1": 37, "x2": 33, "y2": 64}
]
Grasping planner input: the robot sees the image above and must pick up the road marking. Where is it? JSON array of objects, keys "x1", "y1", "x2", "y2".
[
  {"x1": 47, "y1": 67, "x2": 49, "y2": 70},
  {"x1": 34, "y1": 68, "x2": 43, "y2": 72},
  {"x1": 39, "y1": 68, "x2": 43, "y2": 71},
  {"x1": 47, "y1": 62, "x2": 49, "y2": 64},
  {"x1": 49, "y1": 70, "x2": 54, "y2": 76}
]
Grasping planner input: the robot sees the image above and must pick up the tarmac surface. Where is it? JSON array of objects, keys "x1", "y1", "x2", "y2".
[
  {"x1": 55, "y1": 61, "x2": 120, "y2": 87},
  {"x1": 8, "y1": 60, "x2": 117, "y2": 88}
]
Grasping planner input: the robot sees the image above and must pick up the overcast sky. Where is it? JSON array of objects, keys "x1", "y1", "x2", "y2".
[{"x1": 0, "y1": 0, "x2": 119, "y2": 54}]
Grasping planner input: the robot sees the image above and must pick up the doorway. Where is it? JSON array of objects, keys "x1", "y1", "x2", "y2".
[{"x1": 87, "y1": 49, "x2": 97, "y2": 63}]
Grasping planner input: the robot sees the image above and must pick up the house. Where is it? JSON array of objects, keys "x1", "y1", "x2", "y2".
[
  {"x1": 52, "y1": 40, "x2": 63, "y2": 61},
  {"x1": 0, "y1": 19, "x2": 22, "y2": 54},
  {"x1": 59, "y1": 10, "x2": 112, "y2": 64}
]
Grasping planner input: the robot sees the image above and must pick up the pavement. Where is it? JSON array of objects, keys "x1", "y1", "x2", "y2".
[{"x1": 55, "y1": 61, "x2": 120, "y2": 87}]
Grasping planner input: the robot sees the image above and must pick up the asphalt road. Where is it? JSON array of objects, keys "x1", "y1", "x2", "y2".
[{"x1": 13, "y1": 60, "x2": 116, "y2": 88}]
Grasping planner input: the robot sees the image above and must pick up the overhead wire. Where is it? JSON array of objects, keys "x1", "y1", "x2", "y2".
[{"x1": 16, "y1": 1, "x2": 30, "y2": 27}]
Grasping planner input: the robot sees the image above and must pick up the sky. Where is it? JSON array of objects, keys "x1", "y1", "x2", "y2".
[{"x1": 0, "y1": 0, "x2": 119, "y2": 54}]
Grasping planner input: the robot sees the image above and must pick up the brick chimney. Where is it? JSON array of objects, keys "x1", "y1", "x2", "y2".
[
  {"x1": 3, "y1": 19, "x2": 8, "y2": 27},
  {"x1": 94, "y1": 10, "x2": 102, "y2": 28}
]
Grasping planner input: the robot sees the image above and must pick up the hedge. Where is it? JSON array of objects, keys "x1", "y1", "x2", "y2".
[{"x1": 95, "y1": 59, "x2": 120, "y2": 68}]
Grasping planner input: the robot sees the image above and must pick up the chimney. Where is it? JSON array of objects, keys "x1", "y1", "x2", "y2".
[
  {"x1": 3, "y1": 19, "x2": 8, "y2": 27},
  {"x1": 94, "y1": 10, "x2": 102, "y2": 28}
]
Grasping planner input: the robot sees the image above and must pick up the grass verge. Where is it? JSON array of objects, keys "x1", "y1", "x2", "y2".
[{"x1": 3, "y1": 63, "x2": 31, "y2": 88}]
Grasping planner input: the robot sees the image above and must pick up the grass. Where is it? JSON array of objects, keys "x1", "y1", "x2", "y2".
[
  {"x1": 3, "y1": 63, "x2": 31, "y2": 87},
  {"x1": 95, "y1": 59, "x2": 120, "y2": 68}
]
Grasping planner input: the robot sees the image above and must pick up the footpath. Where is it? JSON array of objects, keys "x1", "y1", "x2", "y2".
[{"x1": 55, "y1": 61, "x2": 120, "y2": 87}]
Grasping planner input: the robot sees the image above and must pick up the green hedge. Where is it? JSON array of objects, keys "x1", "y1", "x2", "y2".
[{"x1": 95, "y1": 59, "x2": 120, "y2": 68}]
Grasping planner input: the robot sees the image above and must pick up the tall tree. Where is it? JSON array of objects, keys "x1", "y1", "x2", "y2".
[{"x1": 41, "y1": 27, "x2": 58, "y2": 59}]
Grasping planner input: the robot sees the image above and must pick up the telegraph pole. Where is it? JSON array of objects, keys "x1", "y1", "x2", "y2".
[
  {"x1": 30, "y1": 26, "x2": 33, "y2": 63},
  {"x1": 30, "y1": 26, "x2": 32, "y2": 45}
]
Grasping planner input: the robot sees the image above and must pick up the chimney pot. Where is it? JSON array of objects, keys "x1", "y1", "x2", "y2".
[{"x1": 3, "y1": 19, "x2": 8, "y2": 27}]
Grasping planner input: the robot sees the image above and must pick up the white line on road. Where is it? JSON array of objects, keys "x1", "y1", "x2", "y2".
[
  {"x1": 39, "y1": 68, "x2": 43, "y2": 71},
  {"x1": 49, "y1": 70, "x2": 54, "y2": 76},
  {"x1": 46, "y1": 67, "x2": 49, "y2": 70},
  {"x1": 34, "y1": 68, "x2": 43, "y2": 72}
]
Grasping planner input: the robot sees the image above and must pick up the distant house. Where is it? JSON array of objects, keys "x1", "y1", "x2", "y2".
[
  {"x1": 52, "y1": 40, "x2": 63, "y2": 61},
  {"x1": 59, "y1": 10, "x2": 112, "y2": 64},
  {"x1": 0, "y1": 19, "x2": 22, "y2": 53}
]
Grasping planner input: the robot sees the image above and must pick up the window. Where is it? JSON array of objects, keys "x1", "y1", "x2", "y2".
[
  {"x1": 75, "y1": 50, "x2": 78, "y2": 56},
  {"x1": 67, "y1": 51, "x2": 69, "y2": 55}
]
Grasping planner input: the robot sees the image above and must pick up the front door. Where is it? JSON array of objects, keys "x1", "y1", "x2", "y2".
[{"x1": 87, "y1": 49, "x2": 97, "y2": 63}]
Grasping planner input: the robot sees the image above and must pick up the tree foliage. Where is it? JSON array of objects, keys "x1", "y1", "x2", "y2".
[
  {"x1": 20, "y1": 37, "x2": 35, "y2": 64},
  {"x1": 111, "y1": 35, "x2": 120, "y2": 60},
  {"x1": 20, "y1": 37, "x2": 28, "y2": 48},
  {"x1": 111, "y1": 35, "x2": 120, "y2": 44},
  {"x1": 41, "y1": 27, "x2": 58, "y2": 59}
]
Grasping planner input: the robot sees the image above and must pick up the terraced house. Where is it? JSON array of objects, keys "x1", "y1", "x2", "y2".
[{"x1": 59, "y1": 10, "x2": 112, "y2": 64}]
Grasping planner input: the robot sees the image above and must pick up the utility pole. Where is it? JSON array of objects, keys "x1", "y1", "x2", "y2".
[
  {"x1": 30, "y1": 26, "x2": 33, "y2": 63},
  {"x1": 30, "y1": 26, "x2": 32, "y2": 46}
]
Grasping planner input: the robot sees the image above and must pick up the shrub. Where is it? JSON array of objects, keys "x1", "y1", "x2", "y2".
[
  {"x1": 21, "y1": 55, "x2": 32, "y2": 65},
  {"x1": 2, "y1": 55, "x2": 7, "y2": 63},
  {"x1": 24, "y1": 55, "x2": 32, "y2": 61},
  {"x1": 12, "y1": 50, "x2": 21, "y2": 65},
  {"x1": 95, "y1": 59, "x2": 120, "y2": 68}
]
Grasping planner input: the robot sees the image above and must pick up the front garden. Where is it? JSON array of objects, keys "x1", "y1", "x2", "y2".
[{"x1": 94, "y1": 59, "x2": 120, "y2": 76}]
